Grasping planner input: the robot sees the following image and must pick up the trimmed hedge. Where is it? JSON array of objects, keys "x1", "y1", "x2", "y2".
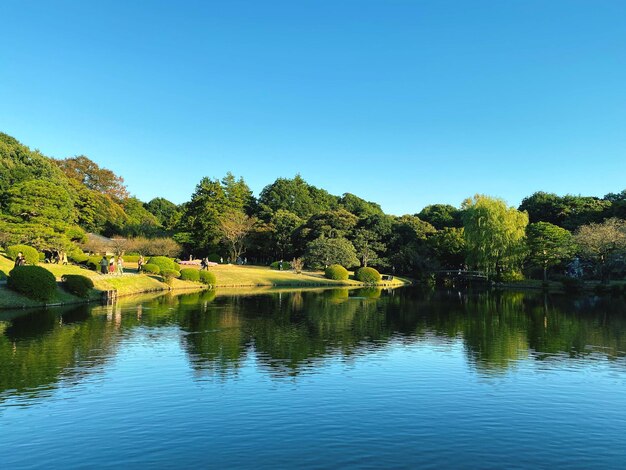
[
  {"x1": 270, "y1": 261, "x2": 292, "y2": 270},
  {"x1": 160, "y1": 269, "x2": 180, "y2": 281},
  {"x1": 69, "y1": 252, "x2": 89, "y2": 264},
  {"x1": 148, "y1": 256, "x2": 180, "y2": 273},
  {"x1": 199, "y1": 270, "x2": 217, "y2": 286},
  {"x1": 325, "y1": 264, "x2": 349, "y2": 281},
  {"x1": 355, "y1": 267, "x2": 381, "y2": 284},
  {"x1": 7, "y1": 266, "x2": 57, "y2": 301},
  {"x1": 61, "y1": 274, "x2": 94, "y2": 298},
  {"x1": 6, "y1": 245, "x2": 40, "y2": 265},
  {"x1": 180, "y1": 268, "x2": 200, "y2": 282},
  {"x1": 142, "y1": 263, "x2": 160, "y2": 274}
]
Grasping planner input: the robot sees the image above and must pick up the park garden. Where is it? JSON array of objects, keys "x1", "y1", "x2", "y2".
[{"x1": 2, "y1": 130, "x2": 626, "y2": 307}]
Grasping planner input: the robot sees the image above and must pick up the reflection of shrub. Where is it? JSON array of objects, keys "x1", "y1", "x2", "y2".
[
  {"x1": 180, "y1": 268, "x2": 200, "y2": 282},
  {"x1": 148, "y1": 256, "x2": 180, "y2": 272},
  {"x1": 355, "y1": 287, "x2": 382, "y2": 299},
  {"x1": 61, "y1": 274, "x2": 94, "y2": 298},
  {"x1": 6, "y1": 245, "x2": 39, "y2": 265},
  {"x1": 561, "y1": 277, "x2": 584, "y2": 293},
  {"x1": 142, "y1": 263, "x2": 160, "y2": 274},
  {"x1": 355, "y1": 267, "x2": 381, "y2": 284},
  {"x1": 199, "y1": 270, "x2": 217, "y2": 286},
  {"x1": 270, "y1": 261, "x2": 291, "y2": 270},
  {"x1": 325, "y1": 264, "x2": 349, "y2": 280},
  {"x1": 8, "y1": 266, "x2": 57, "y2": 301}
]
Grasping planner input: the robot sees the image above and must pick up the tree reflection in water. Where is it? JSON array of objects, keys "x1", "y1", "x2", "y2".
[{"x1": 2, "y1": 287, "x2": 626, "y2": 402}]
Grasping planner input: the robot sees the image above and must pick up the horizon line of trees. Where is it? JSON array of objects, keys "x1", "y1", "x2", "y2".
[{"x1": 1, "y1": 131, "x2": 626, "y2": 281}]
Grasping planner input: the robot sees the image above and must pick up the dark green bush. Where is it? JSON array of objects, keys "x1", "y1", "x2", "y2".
[
  {"x1": 6, "y1": 245, "x2": 40, "y2": 265},
  {"x1": 561, "y1": 277, "x2": 584, "y2": 293},
  {"x1": 142, "y1": 263, "x2": 160, "y2": 274},
  {"x1": 148, "y1": 256, "x2": 180, "y2": 273},
  {"x1": 356, "y1": 267, "x2": 382, "y2": 284},
  {"x1": 325, "y1": 264, "x2": 349, "y2": 280},
  {"x1": 86, "y1": 256, "x2": 103, "y2": 271},
  {"x1": 199, "y1": 270, "x2": 217, "y2": 286},
  {"x1": 270, "y1": 261, "x2": 292, "y2": 270},
  {"x1": 160, "y1": 269, "x2": 180, "y2": 281},
  {"x1": 8, "y1": 266, "x2": 57, "y2": 301},
  {"x1": 61, "y1": 274, "x2": 94, "y2": 298},
  {"x1": 594, "y1": 284, "x2": 609, "y2": 295},
  {"x1": 180, "y1": 268, "x2": 200, "y2": 282},
  {"x1": 0, "y1": 270, "x2": 7, "y2": 281}
]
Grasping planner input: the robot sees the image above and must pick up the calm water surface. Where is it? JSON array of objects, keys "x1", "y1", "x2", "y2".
[{"x1": 1, "y1": 287, "x2": 626, "y2": 468}]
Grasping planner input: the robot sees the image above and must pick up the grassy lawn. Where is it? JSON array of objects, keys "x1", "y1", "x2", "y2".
[
  {"x1": 0, "y1": 253, "x2": 409, "y2": 310},
  {"x1": 200, "y1": 264, "x2": 409, "y2": 287}
]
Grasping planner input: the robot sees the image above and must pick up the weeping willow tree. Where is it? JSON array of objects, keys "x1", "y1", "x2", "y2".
[{"x1": 462, "y1": 195, "x2": 529, "y2": 281}]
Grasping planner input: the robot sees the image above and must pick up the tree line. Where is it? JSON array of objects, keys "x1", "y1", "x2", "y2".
[{"x1": 1, "y1": 131, "x2": 625, "y2": 281}]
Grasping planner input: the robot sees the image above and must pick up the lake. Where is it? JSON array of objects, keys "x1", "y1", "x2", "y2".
[{"x1": 1, "y1": 287, "x2": 626, "y2": 468}]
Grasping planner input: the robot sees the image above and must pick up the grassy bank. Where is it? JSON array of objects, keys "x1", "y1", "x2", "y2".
[{"x1": 0, "y1": 255, "x2": 409, "y2": 309}]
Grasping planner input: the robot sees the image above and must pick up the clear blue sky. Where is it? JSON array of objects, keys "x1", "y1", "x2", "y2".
[{"x1": 1, "y1": 0, "x2": 625, "y2": 215}]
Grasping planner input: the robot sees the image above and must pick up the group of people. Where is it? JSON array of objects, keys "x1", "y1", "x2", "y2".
[
  {"x1": 99, "y1": 255, "x2": 125, "y2": 275},
  {"x1": 44, "y1": 250, "x2": 68, "y2": 265}
]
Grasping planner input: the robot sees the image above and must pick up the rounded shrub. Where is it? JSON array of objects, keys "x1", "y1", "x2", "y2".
[
  {"x1": 61, "y1": 274, "x2": 94, "y2": 298},
  {"x1": 160, "y1": 269, "x2": 180, "y2": 281},
  {"x1": 8, "y1": 266, "x2": 57, "y2": 301},
  {"x1": 123, "y1": 255, "x2": 141, "y2": 263},
  {"x1": 270, "y1": 261, "x2": 292, "y2": 270},
  {"x1": 86, "y1": 256, "x2": 102, "y2": 271},
  {"x1": 180, "y1": 268, "x2": 201, "y2": 282},
  {"x1": 142, "y1": 263, "x2": 160, "y2": 275},
  {"x1": 325, "y1": 264, "x2": 349, "y2": 281},
  {"x1": 199, "y1": 270, "x2": 217, "y2": 286},
  {"x1": 6, "y1": 245, "x2": 40, "y2": 265},
  {"x1": 355, "y1": 267, "x2": 382, "y2": 284},
  {"x1": 69, "y1": 252, "x2": 90, "y2": 264},
  {"x1": 148, "y1": 256, "x2": 180, "y2": 273}
]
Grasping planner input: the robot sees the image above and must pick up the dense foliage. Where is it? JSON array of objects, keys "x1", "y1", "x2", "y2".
[
  {"x1": 355, "y1": 267, "x2": 382, "y2": 283},
  {"x1": 199, "y1": 270, "x2": 217, "y2": 286},
  {"x1": 179, "y1": 268, "x2": 201, "y2": 282},
  {"x1": 6, "y1": 245, "x2": 39, "y2": 265},
  {"x1": 324, "y1": 264, "x2": 349, "y2": 281},
  {"x1": 147, "y1": 256, "x2": 180, "y2": 273},
  {"x1": 7, "y1": 266, "x2": 57, "y2": 301},
  {"x1": 61, "y1": 274, "x2": 94, "y2": 298},
  {"x1": 2, "y1": 131, "x2": 626, "y2": 283}
]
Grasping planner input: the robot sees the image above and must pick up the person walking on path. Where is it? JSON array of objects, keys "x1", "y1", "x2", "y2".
[
  {"x1": 100, "y1": 256, "x2": 108, "y2": 275},
  {"x1": 117, "y1": 256, "x2": 124, "y2": 275},
  {"x1": 138, "y1": 255, "x2": 145, "y2": 273},
  {"x1": 109, "y1": 257, "x2": 115, "y2": 274}
]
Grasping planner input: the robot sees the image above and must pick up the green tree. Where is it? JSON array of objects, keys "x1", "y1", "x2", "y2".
[
  {"x1": 55, "y1": 155, "x2": 129, "y2": 200},
  {"x1": 427, "y1": 227, "x2": 466, "y2": 269},
  {"x1": 339, "y1": 193, "x2": 383, "y2": 217},
  {"x1": 144, "y1": 197, "x2": 181, "y2": 231},
  {"x1": 526, "y1": 222, "x2": 575, "y2": 281},
  {"x1": 305, "y1": 237, "x2": 359, "y2": 269},
  {"x1": 418, "y1": 204, "x2": 463, "y2": 230},
  {"x1": 259, "y1": 175, "x2": 337, "y2": 219},
  {"x1": 574, "y1": 218, "x2": 626, "y2": 281},
  {"x1": 270, "y1": 209, "x2": 303, "y2": 259},
  {"x1": 462, "y1": 195, "x2": 529, "y2": 280}
]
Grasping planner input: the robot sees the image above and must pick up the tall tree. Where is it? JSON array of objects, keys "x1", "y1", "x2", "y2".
[
  {"x1": 305, "y1": 237, "x2": 359, "y2": 269},
  {"x1": 463, "y1": 195, "x2": 528, "y2": 280},
  {"x1": 526, "y1": 222, "x2": 574, "y2": 281},
  {"x1": 574, "y1": 218, "x2": 626, "y2": 281},
  {"x1": 418, "y1": 204, "x2": 463, "y2": 230},
  {"x1": 55, "y1": 155, "x2": 129, "y2": 200},
  {"x1": 218, "y1": 211, "x2": 257, "y2": 261}
]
